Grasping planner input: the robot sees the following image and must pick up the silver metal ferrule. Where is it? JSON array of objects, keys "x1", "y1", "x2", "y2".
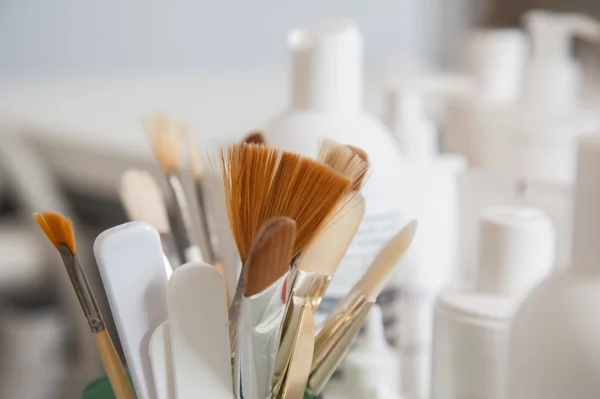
[
  {"x1": 270, "y1": 268, "x2": 331, "y2": 396},
  {"x1": 58, "y1": 245, "x2": 105, "y2": 333},
  {"x1": 194, "y1": 181, "x2": 219, "y2": 264},
  {"x1": 306, "y1": 290, "x2": 374, "y2": 396},
  {"x1": 166, "y1": 172, "x2": 197, "y2": 260}
]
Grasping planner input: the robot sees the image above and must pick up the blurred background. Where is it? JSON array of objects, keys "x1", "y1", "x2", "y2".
[{"x1": 0, "y1": 1, "x2": 599, "y2": 398}]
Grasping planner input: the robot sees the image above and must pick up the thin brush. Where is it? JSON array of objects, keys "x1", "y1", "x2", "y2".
[
  {"x1": 145, "y1": 113, "x2": 203, "y2": 264},
  {"x1": 306, "y1": 220, "x2": 418, "y2": 397},
  {"x1": 119, "y1": 169, "x2": 180, "y2": 272},
  {"x1": 242, "y1": 130, "x2": 267, "y2": 145},
  {"x1": 33, "y1": 212, "x2": 135, "y2": 399},
  {"x1": 233, "y1": 217, "x2": 296, "y2": 399},
  {"x1": 185, "y1": 130, "x2": 230, "y2": 304}
]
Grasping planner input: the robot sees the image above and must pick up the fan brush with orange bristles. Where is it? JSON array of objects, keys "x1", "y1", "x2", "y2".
[
  {"x1": 145, "y1": 113, "x2": 203, "y2": 265},
  {"x1": 33, "y1": 212, "x2": 136, "y2": 399}
]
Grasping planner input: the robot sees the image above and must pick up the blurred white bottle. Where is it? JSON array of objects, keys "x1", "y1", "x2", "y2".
[
  {"x1": 432, "y1": 205, "x2": 555, "y2": 399},
  {"x1": 345, "y1": 305, "x2": 402, "y2": 399},
  {"x1": 384, "y1": 75, "x2": 467, "y2": 399},
  {"x1": 443, "y1": 28, "x2": 528, "y2": 167},
  {"x1": 509, "y1": 135, "x2": 600, "y2": 399},
  {"x1": 263, "y1": 20, "x2": 412, "y2": 344}
]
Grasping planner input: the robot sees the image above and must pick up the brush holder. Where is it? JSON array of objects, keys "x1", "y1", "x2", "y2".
[{"x1": 82, "y1": 373, "x2": 135, "y2": 399}]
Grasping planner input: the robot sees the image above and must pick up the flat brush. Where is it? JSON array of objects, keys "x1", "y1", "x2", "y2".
[
  {"x1": 233, "y1": 217, "x2": 296, "y2": 399},
  {"x1": 306, "y1": 220, "x2": 418, "y2": 397},
  {"x1": 145, "y1": 113, "x2": 203, "y2": 264},
  {"x1": 185, "y1": 131, "x2": 230, "y2": 303},
  {"x1": 119, "y1": 168, "x2": 180, "y2": 273},
  {"x1": 33, "y1": 212, "x2": 135, "y2": 399}
]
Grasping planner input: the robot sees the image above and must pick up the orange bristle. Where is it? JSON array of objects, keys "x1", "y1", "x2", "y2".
[
  {"x1": 318, "y1": 139, "x2": 369, "y2": 192},
  {"x1": 33, "y1": 212, "x2": 76, "y2": 254},
  {"x1": 219, "y1": 143, "x2": 352, "y2": 261}
]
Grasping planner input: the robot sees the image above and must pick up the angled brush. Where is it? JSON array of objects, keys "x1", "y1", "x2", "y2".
[
  {"x1": 306, "y1": 220, "x2": 418, "y2": 397},
  {"x1": 145, "y1": 113, "x2": 203, "y2": 264},
  {"x1": 119, "y1": 168, "x2": 180, "y2": 272},
  {"x1": 34, "y1": 212, "x2": 135, "y2": 399}
]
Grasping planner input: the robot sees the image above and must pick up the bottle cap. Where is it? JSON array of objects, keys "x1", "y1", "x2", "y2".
[
  {"x1": 476, "y1": 206, "x2": 555, "y2": 296},
  {"x1": 461, "y1": 28, "x2": 528, "y2": 104},
  {"x1": 572, "y1": 135, "x2": 600, "y2": 272},
  {"x1": 521, "y1": 10, "x2": 600, "y2": 113},
  {"x1": 289, "y1": 20, "x2": 362, "y2": 112}
]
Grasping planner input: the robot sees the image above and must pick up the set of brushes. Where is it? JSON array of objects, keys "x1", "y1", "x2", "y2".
[
  {"x1": 33, "y1": 212, "x2": 136, "y2": 399},
  {"x1": 33, "y1": 125, "x2": 417, "y2": 399}
]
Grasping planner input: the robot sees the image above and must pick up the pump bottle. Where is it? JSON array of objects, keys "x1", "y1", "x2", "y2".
[
  {"x1": 509, "y1": 135, "x2": 600, "y2": 399},
  {"x1": 262, "y1": 20, "x2": 412, "y2": 346}
]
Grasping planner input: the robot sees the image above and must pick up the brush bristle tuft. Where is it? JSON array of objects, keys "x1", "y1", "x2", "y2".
[
  {"x1": 185, "y1": 129, "x2": 204, "y2": 179},
  {"x1": 244, "y1": 217, "x2": 296, "y2": 296},
  {"x1": 144, "y1": 112, "x2": 183, "y2": 172},
  {"x1": 220, "y1": 143, "x2": 351, "y2": 260},
  {"x1": 242, "y1": 130, "x2": 267, "y2": 145},
  {"x1": 318, "y1": 139, "x2": 369, "y2": 192},
  {"x1": 346, "y1": 145, "x2": 369, "y2": 191},
  {"x1": 33, "y1": 212, "x2": 76, "y2": 253},
  {"x1": 119, "y1": 169, "x2": 170, "y2": 234}
]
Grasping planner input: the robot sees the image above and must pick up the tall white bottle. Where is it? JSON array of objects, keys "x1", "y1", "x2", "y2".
[
  {"x1": 432, "y1": 206, "x2": 555, "y2": 399},
  {"x1": 384, "y1": 78, "x2": 466, "y2": 399},
  {"x1": 263, "y1": 20, "x2": 412, "y2": 343},
  {"x1": 509, "y1": 135, "x2": 600, "y2": 399}
]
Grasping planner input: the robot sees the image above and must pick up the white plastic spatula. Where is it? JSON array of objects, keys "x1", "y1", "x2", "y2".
[
  {"x1": 167, "y1": 262, "x2": 232, "y2": 399},
  {"x1": 94, "y1": 221, "x2": 169, "y2": 399},
  {"x1": 149, "y1": 321, "x2": 175, "y2": 399}
]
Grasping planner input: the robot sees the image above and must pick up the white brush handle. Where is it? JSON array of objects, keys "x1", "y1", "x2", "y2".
[
  {"x1": 149, "y1": 322, "x2": 175, "y2": 399},
  {"x1": 94, "y1": 221, "x2": 169, "y2": 399},
  {"x1": 167, "y1": 262, "x2": 232, "y2": 399}
]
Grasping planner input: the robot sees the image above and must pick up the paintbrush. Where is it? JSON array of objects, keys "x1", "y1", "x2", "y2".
[
  {"x1": 305, "y1": 220, "x2": 418, "y2": 397},
  {"x1": 218, "y1": 143, "x2": 352, "y2": 398},
  {"x1": 185, "y1": 130, "x2": 230, "y2": 305},
  {"x1": 119, "y1": 168, "x2": 180, "y2": 273},
  {"x1": 145, "y1": 113, "x2": 203, "y2": 264},
  {"x1": 234, "y1": 217, "x2": 296, "y2": 399},
  {"x1": 33, "y1": 212, "x2": 136, "y2": 399},
  {"x1": 268, "y1": 140, "x2": 369, "y2": 398}
]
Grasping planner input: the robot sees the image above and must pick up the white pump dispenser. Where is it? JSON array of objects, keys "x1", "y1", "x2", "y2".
[
  {"x1": 263, "y1": 20, "x2": 411, "y2": 348},
  {"x1": 345, "y1": 305, "x2": 402, "y2": 399},
  {"x1": 521, "y1": 10, "x2": 600, "y2": 114}
]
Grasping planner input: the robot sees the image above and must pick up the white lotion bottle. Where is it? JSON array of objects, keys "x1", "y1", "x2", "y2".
[
  {"x1": 443, "y1": 28, "x2": 528, "y2": 167},
  {"x1": 432, "y1": 205, "x2": 555, "y2": 399},
  {"x1": 492, "y1": 10, "x2": 600, "y2": 185},
  {"x1": 262, "y1": 20, "x2": 411, "y2": 343},
  {"x1": 345, "y1": 305, "x2": 402, "y2": 399},
  {"x1": 384, "y1": 77, "x2": 467, "y2": 399},
  {"x1": 509, "y1": 135, "x2": 600, "y2": 399}
]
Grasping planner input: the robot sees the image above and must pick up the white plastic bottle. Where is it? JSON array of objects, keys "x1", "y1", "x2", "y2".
[
  {"x1": 262, "y1": 20, "x2": 411, "y2": 343},
  {"x1": 491, "y1": 10, "x2": 600, "y2": 184},
  {"x1": 432, "y1": 205, "x2": 555, "y2": 399},
  {"x1": 345, "y1": 305, "x2": 402, "y2": 399},
  {"x1": 509, "y1": 135, "x2": 600, "y2": 399},
  {"x1": 443, "y1": 28, "x2": 528, "y2": 167},
  {"x1": 384, "y1": 77, "x2": 467, "y2": 399}
]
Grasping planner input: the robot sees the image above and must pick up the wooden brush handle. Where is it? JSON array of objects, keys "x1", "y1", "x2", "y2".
[{"x1": 93, "y1": 330, "x2": 136, "y2": 399}]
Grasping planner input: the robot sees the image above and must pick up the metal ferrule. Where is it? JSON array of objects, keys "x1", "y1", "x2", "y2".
[
  {"x1": 166, "y1": 172, "x2": 200, "y2": 262},
  {"x1": 58, "y1": 245, "x2": 105, "y2": 333},
  {"x1": 306, "y1": 290, "x2": 374, "y2": 396},
  {"x1": 270, "y1": 269, "x2": 331, "y2": 396},
  {"x1": 194, "y1": 181, "x2": 219, "y2": 264}
]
